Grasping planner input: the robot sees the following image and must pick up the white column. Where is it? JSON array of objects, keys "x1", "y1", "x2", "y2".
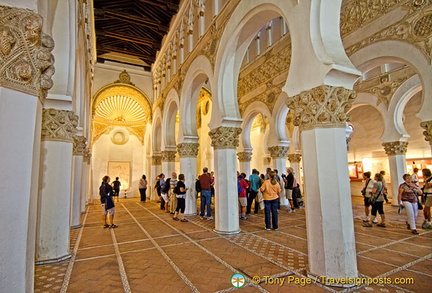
[
  {"x1": 209, "y1": 127, "x2": 242, "y2": 234},
  {"x1": 269, "y1": 146, "x2": 289, "y2": 206},
  {"x1": 237, "y1": 151, "x2": 252, "y2": 176},
  {"x1": 0, "y1": 6, "x2": 55, "y2": 292},
  {"x1": 383, "y1": 142, "x2": 409, "y2": 206},
  {"x1": 162, "y1": 150, "x2": 176, "y2": 177},
  {"x1": 36, "y1": 109, "x2": 78, "y2": 263},
  {"x1": 178, "y1": 143, "x2": 199, "y2": 216},
  {"x1": 287, "y1": 85, "x2": 357, "y2": 281},
  {"x1": 71, "y1": 155, "x2": 83, "y2": 228},
  {"x1": 151, "y1": 155, "x2": 162, "y2": 200},
  {"x1": 80, "y1": 158, "x2": 90, "y2": 213},
  {"x1": 71, "y1": 136, "x2": 88, "y2": 227},
  {"x1": 0, "y1": 88, "x2": 42, "y2": 293}
]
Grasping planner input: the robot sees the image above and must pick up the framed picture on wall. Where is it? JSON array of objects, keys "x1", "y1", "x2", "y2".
[{"x1": 108, "y1": 161, "x2": 131, "y2": 191}]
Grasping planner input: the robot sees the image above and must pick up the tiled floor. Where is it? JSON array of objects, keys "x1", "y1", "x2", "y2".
[{"x1": 35, "y1": 196, "x2": 432, "y2": 293}]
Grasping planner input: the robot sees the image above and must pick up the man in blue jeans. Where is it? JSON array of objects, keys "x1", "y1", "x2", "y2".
[{"x1": 199, "y1": 167, "x2": 213, "y2": 220}]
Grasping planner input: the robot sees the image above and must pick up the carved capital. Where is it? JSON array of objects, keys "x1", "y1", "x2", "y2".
[
  {"x1": 382, "y1": 141, "x2": 409, "y2": 156},
  {"x1": 237, "y1": 151, "x2": 252, "y2": 162},
  {"x1": 288, "y1": 154, "x2": 302, "y2": 163},
  {"x1": 286, "y1": 85, "x2": 356, "y2": 131},
  {"x1": 83, "y1": 148, "x2": 91, "y2": 163},
  {"x1": 0, "y1": 6, "x2": 55, "y2": 100},
  {"x1": 161, "y1": 150, "x2": 177, "y2": 162},
  {"x1": 177, "y1": 143, "x2": 199, "y2": 158},
  {"x1": 41, "y1": 108, "x2": 78, "y2": 143},
  {"x1": 209, "y1": 126, "x2": 242, "y2": 150},
  {"x1": 268, "y1": 146, "x2": 289, "y2": 158},
  {"x1": 73, "y1": 136, "x2": 87, "y2": 156},
  {"x1": 152, "y1": 155, "x2": 162, "y2": 165},
  {"x1": 420, "y1": 120, "x2": 432, "y2": 145}
]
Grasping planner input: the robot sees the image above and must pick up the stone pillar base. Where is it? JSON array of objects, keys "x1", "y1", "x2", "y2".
[
  {"x1": 35, "y1": 253, "x2": 72, "y2": 265},
  {"x1": 213, "y1": 228, "x2": 241, "y2": 235}
]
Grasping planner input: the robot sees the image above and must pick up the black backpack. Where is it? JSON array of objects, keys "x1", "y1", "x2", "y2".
[{"x1": 195, "y1": 179, "x2": 201, "y2": 192}]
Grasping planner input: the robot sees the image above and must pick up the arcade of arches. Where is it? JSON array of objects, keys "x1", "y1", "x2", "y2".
[{"x1": 1, "y1": 0, "x2": 432, "y2": 292}]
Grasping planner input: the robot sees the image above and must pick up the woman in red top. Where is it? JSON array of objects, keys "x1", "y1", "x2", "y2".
[{"x1": 238, "y1": 173, "x2": 249, "y2": 220}]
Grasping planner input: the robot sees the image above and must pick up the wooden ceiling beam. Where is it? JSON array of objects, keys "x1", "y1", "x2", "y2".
[
  {"x1": 98, "y1": 45, "x2": 155, "y2": 63},
  {"x1": 95, "y1": 8, "x2": 169, "y2": 32},
  {"x1": 97, "y1": 30, "x2": 160, "y2": 49},
  {"x1": 136, "y1": 0, "x2": 178, "y2": 12}
]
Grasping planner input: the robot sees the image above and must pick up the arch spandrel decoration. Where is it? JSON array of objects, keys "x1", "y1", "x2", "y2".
[{"x1": 92, "y1": 78, "x2": 152, "y2": 145}]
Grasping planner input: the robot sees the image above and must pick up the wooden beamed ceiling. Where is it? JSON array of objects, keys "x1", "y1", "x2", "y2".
[{"x1": 94, "y1": 0, "x2": 179, "y2": 70}]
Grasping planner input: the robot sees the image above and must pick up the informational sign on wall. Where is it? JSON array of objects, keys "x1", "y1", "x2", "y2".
[{"x1": 108, "y1": 161, "x2": 131, "y2": 191}]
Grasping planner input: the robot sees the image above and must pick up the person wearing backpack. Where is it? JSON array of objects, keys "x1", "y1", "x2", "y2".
[
  {"x1": 238, "y1": 173, "x2": 249, "y2": 220},
  {"x1": 161, "y1": 178, "x2": 171, "y2": 213},
  {"x1": 99, "y1": 176, "x2": 118, "y2": 229}
]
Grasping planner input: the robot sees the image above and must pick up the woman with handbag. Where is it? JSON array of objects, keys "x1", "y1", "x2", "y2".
[
  {"x1": 398, "y1": 173, "x2": 423, "y2": 234},
  {"x1": 363, "y1": 173, "x2": 386, "y2": 228}
]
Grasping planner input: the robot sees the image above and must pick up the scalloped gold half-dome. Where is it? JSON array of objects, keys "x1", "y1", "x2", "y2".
[{"x1": 95, "y1": 95, "x2": 147, "y2": 123}]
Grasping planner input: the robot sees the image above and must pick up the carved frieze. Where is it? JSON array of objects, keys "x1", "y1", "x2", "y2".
[
  {"x1": 0, "y1": 6, "x2": 54, "y2": 100},
  {"x1": 420, "y1": 120, "x2": 432, "y2": 145},
  {"x1": 286, "y1": 85, "x2": 356, "y2": 131},
  {"x1": 346, "y1": 5, "x2": 432, "y2": 62},
  {"x1": 237, "y1": 151, "x2": 252, "y2": 162},
  {"x1": 340, "y1": 0, "x2": 406, "y2": 37},
  {"x1": 268, "y1": 146, "x2": 289, "y2": 158},
  {"x1": 41, "y1": 108, "x2": 78, "y2": 143},
  {"x1": 73, "y1": 136, "x2": 87, "y2": 156},
  {"x1": 177, "y1": 143, "x2": 199, "y2": 158},
  {"x1": 382, "y1": 141, "x2": 409, "y2": 155},
  {"x1": 209, "y1": 126, "x2": 242, "y2": 150},
  {"x1": 161, "y1": 150, "x2": 176, "y2": 162},
  {"x1": 152, "y1": 155, "x2": 162, "y2": 165},
  {"x1": 354, "y1": 66, "x2": 416, "y2": 108},
  {"x1": 288, "y1": 154, "x2": 302, "y2": 163}
]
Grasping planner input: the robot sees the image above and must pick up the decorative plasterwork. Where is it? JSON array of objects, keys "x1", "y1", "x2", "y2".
[
  {"x1": 354, "y1": 66, "x2": 417, "y2": 108},
  {"x1": 252, "y1": 114, "x2": 268, "y2": 133},
  {"x1": 345, "y1": 3, "x2": 432, "y2": 62},
  {"x1": 340, "y1": 0, "x2": 407, "y2": 37},
  {"x1": 154, "y1": 1, "x2": 239, "y2": 109},
  {"x1": 83, "y1": 148, "x2": 91, "y2": 163},
  {"x1": 268, "y1": 146, "x2": 289, "y2": 158},
  {"x1": 177, "y1": 143, "x2": 199, "y2": 158},
  {"x1": 73, "y1": 136, "x2": 87, "y2": 156},
  {"x1": 286, "y1": 85, "x2": 356, "y2": 131},
  {"x1": 0, "y1": 6, "x2": 55, "y2": 100},
  {"x1": 237, "y1": 151, "x2": 252, "y2": 162},
  {"x1": 161, "y1": 150, "x2": 177, "y2": 162},
  {"x1": 382, "y1": 141, "x2": 409, "y2": 155},
  {"x1": 41, "y1": 108, "x2": 78, "y2": 143},
  {"x1": 92, "y1": 83, "x2": 150, "y2": 145},
  {"x1": 420, "y1": 120, "x2": 432, "y2": 145},
  {"x1": 114, "y1": 70, "x2": 135, "y2": 86},
  {"x1": 152, "y1": 155, "x2": 162, "y2": 165},
  {"x1": 209, "y1": 126, "x2": 242, "y2": 150},
  {"x1": 288, "y1": 154, "x2": 302, "y2": 163},
  {"x1": 238, "y1": 36, "x2": 291, "y2": 115}
]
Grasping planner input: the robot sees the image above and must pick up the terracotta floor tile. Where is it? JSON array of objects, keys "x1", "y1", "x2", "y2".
[{"x1": 34, "y1": 197, "x2": 432, "y2": 293}]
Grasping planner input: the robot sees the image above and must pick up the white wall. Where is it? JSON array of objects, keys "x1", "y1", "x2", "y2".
[{"x1": 91, "y1": 128, "x2": 145, "y2": 201}]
